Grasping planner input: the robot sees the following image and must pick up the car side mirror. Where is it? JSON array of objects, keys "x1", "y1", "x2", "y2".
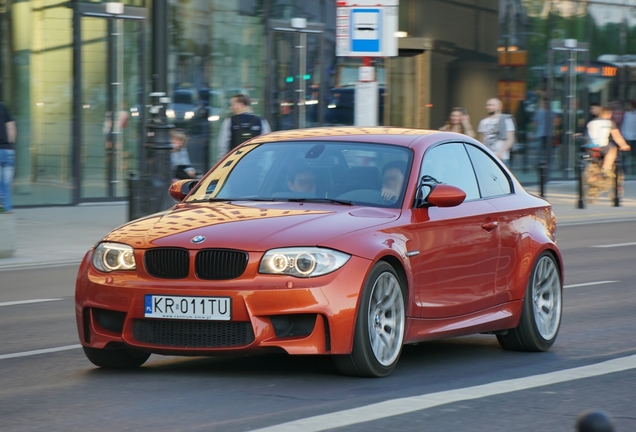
[
  {"x1": 426, "y1": 184, "x2": 466, "y2": 207},
  {"x1": 416, "y1": 183, "x2": 466, "y2": 208},
  {"x1": 169, "y1": 179, "x2": 198, "y2": 202}
]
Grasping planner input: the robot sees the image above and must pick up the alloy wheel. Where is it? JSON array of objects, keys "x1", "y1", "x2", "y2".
[{"x1": 367, "y1": 272, "x2": 405, "y2": 366}]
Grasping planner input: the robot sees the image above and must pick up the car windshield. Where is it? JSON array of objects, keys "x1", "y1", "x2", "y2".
[
  {"x1": 187, "y1": 141, "x2": 413, "y2": 208},
  {"x1": 173, "y1": 92, "x2": 195, "y2": 105}
]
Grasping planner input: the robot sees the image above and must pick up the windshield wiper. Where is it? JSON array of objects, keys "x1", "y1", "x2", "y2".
[{"x1": 286, "y1": 198, "x2": 354, "y2": 206}]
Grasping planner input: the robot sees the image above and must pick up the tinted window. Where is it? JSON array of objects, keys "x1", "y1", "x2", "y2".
[
  {"x1": 465, "y1": 144, "x2": 512, "y2": 197},
  {"x1": 420, "y1": 143, "x2": 480, "y2": 201}
]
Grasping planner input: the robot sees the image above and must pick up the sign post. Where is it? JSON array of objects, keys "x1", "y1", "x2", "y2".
[{"x1": 336, "y1": 0, "x2": 398, "y2": 127}]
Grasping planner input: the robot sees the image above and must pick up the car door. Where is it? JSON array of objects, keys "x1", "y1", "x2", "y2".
[
  {"x1": 407, "y1": 142, "x2": 500, "y2": 319},
  {"x1": 464, "y1": 144, "x2": 516, "y2": 305}
]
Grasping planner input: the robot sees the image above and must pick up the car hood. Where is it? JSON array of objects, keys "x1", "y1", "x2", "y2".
[{"x1": 103, "y1": 201, "x2": 400, "y2": 252}]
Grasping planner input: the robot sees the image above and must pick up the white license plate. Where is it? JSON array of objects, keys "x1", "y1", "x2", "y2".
[{"x1": 144, "y1": 295, "x2": 231, "y2": 321}]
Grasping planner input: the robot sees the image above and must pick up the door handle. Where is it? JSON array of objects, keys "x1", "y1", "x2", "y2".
[{"x1": 481, "y1": 221, "x2": 499, "y2": 231}]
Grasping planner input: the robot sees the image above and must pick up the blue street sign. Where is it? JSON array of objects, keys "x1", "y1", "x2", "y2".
[{"x1": 350, "y1": 8, "x2": 381, "y2": 54}]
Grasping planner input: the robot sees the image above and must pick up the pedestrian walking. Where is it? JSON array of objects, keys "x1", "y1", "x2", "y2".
[
  {"x1": 477, "y1": 98, "x2": 516, "y2": 166},
  {"x1": 620, "y1": 100, "x2": 636, "y2": 173},
  {"x1": 217, "y1": 94, "x2": 271, "y2": 160},
  {"x1": 532, "y1": 98, "x2": 554, "y2": 161},
  {"x1": 0, "y1": 100, "x2": 17, "y2": 212},
  {"x1": 439, "y1": 107, "x2": 475, "y2": 138}
]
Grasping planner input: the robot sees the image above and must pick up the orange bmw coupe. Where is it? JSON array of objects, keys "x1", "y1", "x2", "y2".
[{"x1": 75, "y1": 127, "x2": 563, "y2": 377}]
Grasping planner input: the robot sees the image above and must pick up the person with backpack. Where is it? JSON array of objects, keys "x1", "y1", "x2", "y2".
[
  {"x1": 217, "y1": 94, "x2": 270, "y2": 160},
  {"x1": 478, "y1": 98, "x2": 516, "y2": 166}
]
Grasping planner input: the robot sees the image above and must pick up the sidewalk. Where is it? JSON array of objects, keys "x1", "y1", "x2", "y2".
[
  {"x1": 1, "y1": 182, "x2": 636, "y2": 271},
  {"x1": 525, "y1": 180, "x2": 636, "y2": 226},
  {"x1": 0, "y1": 203, "x2": 128, "y2": 271}
]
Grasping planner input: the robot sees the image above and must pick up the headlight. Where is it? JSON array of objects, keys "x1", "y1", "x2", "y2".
[
  {"x1": 92, "y1": 242, "x2": 136, "y2": 272},
  {"x1": 166, "y1": 108, "x2": 175, "y2": 118},
  {"x1": 259, "y1": 247, "x2": 350, "y2": 278},
  {"x1": 208, "y1": 115, "x2": 220, "y2": 122},
  {"x1": 184, "y1": 110, "x2": 195, "y2": 120}
]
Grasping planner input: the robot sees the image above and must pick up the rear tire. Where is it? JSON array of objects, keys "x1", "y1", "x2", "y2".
[
  {"x1": 333, "y1": 262, "x2": 405, "y2": 377},
  {"x1": 83, "y1": 346, "x2": 150, "y2": 369},
  {"x1": 497, "y1": 252, "x2": 562, "y2": 352}
]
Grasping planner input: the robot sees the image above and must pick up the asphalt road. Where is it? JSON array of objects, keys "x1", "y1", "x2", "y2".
[{"x1": 1, "y1": 221, "x2": 635, "y2": 431}]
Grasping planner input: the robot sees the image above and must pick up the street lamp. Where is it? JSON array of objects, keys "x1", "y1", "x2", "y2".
[
  {"x1": 291, "y1": 18, "x2": 307, "y2": 129},
  {"x1": 130, "y1": 0, "x2": 174, "y2": 219}
]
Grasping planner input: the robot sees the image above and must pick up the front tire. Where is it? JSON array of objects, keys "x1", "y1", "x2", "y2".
[
  {"x1": 334, "y1": 262, "x2": 406, "y2": 377},
  {"x1": 83, "y1": 346, "x2": 150, "y2": 369},
  {"x1": 497, "y1": 252, "x2": 562, "y2": 351}
]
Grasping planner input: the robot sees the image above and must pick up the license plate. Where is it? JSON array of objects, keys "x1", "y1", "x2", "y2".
[{"x1": 144, "y1": 295, "x2": 231, "y2": 321}]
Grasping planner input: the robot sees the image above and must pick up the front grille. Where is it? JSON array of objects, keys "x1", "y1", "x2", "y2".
[
  {"x1": 195, "y1": 249, "x2": 248, "y2": 280},
  {"x1": 132, "y1": 320, "x2": 255, "y2": 348},
  {"x1": 144, "y1": 248, "x2": 189, "y2": 279}
]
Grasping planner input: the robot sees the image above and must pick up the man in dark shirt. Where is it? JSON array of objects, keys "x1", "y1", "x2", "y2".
[
  {"x1": 217, "y1": 94, "x2": 270, "y2": 159},
  {"x1": 0, "y1": 101, "x2": 17, "y2": 211}
]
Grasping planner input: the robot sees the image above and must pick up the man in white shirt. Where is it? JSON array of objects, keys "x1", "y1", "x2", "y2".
[
  {"x1": 620, "y1": 100, "x2": 636, "y2": 172},
  {"x1": 586, "y1": 107, "x2": 631, "y2": 177},
  {"x1": 478, "y1": 98, "x2": 516, "y2": 166}
]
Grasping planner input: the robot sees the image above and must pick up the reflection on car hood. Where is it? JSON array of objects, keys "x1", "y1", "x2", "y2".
[{"x1": 103, "y1": 202, "x2": 400, "y2": 252}]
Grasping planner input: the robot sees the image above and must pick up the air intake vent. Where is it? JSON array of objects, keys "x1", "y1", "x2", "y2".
[
  {"x1": 132, "y1": 320, "x2": 255, "y2": 348},
  {"x1": 195, "y1": 249, "x2": 248, "y2": 280},
  {"x1": 144, "y1": 248, "x2": 189, "y2": 279}
]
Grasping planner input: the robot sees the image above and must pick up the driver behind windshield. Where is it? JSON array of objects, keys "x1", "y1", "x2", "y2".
[
  {"x1": 381, "y1": 160, "x2": 407, "y2": 203},
  {"x1": 287, "y1": 165, "x2": 317, "y2": 195}
]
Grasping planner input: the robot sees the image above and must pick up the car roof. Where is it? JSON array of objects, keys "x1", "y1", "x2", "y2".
[{"x1": 249, "y1": 127, "x2": 460, "y2": 147}]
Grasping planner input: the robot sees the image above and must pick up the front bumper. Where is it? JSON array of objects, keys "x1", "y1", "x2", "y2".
[{"x1": 75, "y1": 250, "x2": 372, "y2": 356}]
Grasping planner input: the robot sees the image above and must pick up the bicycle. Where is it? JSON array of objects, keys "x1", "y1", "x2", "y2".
[{"x1": 579, "y1": 144, "x2": 625, "y2": 204}]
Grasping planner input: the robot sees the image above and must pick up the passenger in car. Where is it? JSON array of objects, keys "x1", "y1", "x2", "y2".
[
  {"x1": 380, "y1": 160, "x2": 407, "y2": 202},
  {"x1": 287, "y1": 165, "x2": 317, "y2": 195}
]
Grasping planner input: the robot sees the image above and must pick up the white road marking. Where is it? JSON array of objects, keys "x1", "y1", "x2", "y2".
[
  {"x1": 564, "y1": 281, "x2": 619, "y2": 289},
  {"x1": 249, "y1": 354, "x2": 636, "y2": 432},
  {"x1": 0, "y1": 298, "x2": 64, "y2": 307},
  {"x1": 592, "y1": 242, "x2": 636, "y2": 248},
  {"x1": 0, "y1": 345, "x2": 82, "y2": 361}
]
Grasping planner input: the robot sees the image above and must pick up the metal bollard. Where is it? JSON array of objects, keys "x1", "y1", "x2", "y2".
[
  {"x1": 577, "y1": 147, "x2": 585, "y2": 209},
  {"x1": 128, "y1": 170, "x2": 139, "y2": 221},
  {"x1": 538, "y1": 159, "x2": 547, "y2": 198},
  {"x1": 613, "y1": 158, "x2": 621, "y2": 207}
]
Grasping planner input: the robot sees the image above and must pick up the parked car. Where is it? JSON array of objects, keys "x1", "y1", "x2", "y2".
[
  {"x1": 325, "y1": 86, "x2": 385, "y2": 125},
  {"x1": 76, "y1": 127, "x2": 563, "y2": 377},
  {"x1": 166, "y1": 88, "x2": 208, "y2": 128}
]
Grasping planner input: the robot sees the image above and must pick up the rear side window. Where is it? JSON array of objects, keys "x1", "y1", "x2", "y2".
[
  {"x1": 465, "y1": 144, "x2": 512, "y2": 198},
  {"x1": 420, "y1": 143, "x2": 480, "y2": 201}
]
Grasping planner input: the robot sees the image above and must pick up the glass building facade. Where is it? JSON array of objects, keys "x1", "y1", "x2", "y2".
[
  {"x1": 499, "y1": 0, "x2": 636, "y2": 183},
  {"x1": 2, "y1": 0, "x2": 633, "y2": 207}
]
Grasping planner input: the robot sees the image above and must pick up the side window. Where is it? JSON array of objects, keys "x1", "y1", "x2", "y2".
[
  {"x1": 420, "y1": 143, "x2": 480, "y2": 201},
  {"x1": 465, "y1": 144, "x2": 512, "y2": 198}
]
